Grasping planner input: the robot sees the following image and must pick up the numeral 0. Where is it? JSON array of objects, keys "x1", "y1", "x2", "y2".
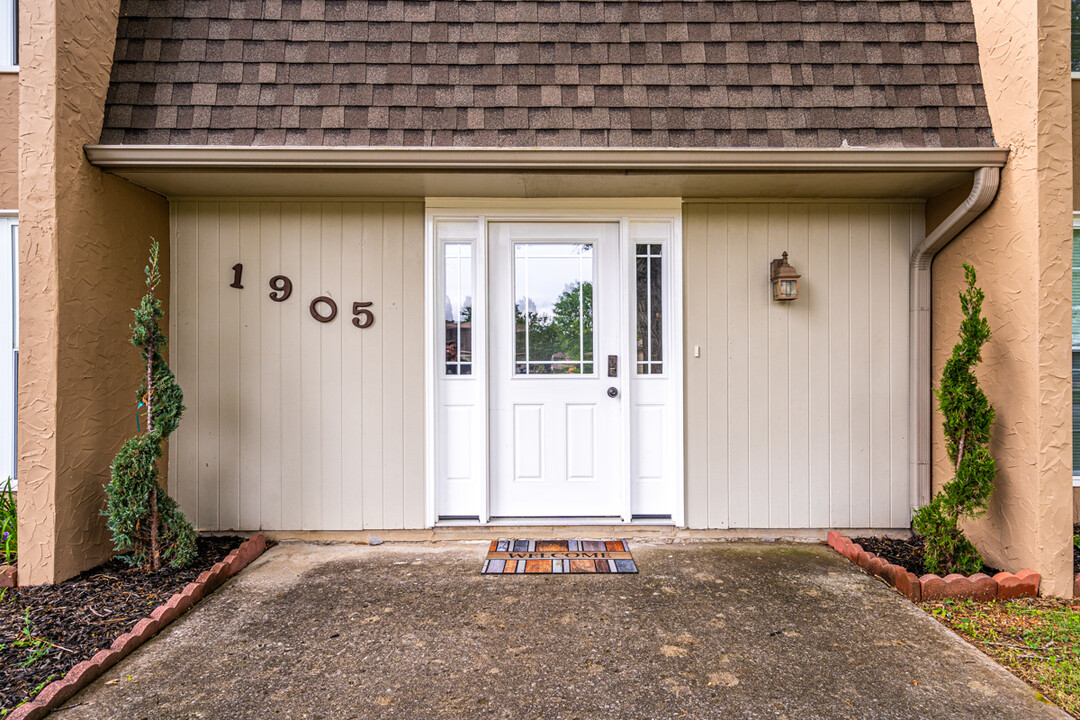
[
  {"x1": 268, "y1": 275, "x2": 292, "y2": 302},
  {"x1": 310, "y1": 296, "x2": 338, "y2": 323}
]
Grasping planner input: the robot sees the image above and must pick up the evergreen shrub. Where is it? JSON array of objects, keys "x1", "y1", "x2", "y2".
[
  {"x1": 104, "y1": 241, "x2": 196, "y2": 571},
  {"x1": 912, "y1": 263, "x2": 996, "y2": 575}
]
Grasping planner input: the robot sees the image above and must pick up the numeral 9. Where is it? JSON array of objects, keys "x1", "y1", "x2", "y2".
[{"x1": 268, "y1": 275, "x2": 292, "y2": 302}]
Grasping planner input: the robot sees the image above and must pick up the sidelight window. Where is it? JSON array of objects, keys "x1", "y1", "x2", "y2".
[
  {"x1": 444, "y1": 242, "x2": 473, "y2": 376},
  {"x1": 635, "y1": 243, "x2": 663, "y2": 375}
]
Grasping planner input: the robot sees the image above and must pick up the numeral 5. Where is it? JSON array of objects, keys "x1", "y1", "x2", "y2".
[{"x1": 353, "y1": 301, "x2": 375, "y2": 328}]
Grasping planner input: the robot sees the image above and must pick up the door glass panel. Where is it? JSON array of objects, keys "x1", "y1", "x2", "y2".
[
  {"x1": 444, "y1": 242, "x2": 472, "y2": 375},
  {"x1": 513, "y1": 242, "x2": 594, "y2": 375},
  {"x1": 636, "y1": 243, "x2": 663, "y2": 374}
]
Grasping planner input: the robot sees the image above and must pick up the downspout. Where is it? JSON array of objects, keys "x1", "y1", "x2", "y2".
[{"x1": 909, "y1": 166, "x2": 1001, "y2": 512}]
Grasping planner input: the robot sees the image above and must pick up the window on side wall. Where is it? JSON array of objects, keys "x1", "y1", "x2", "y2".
[
  {"x1": 0, "y1": 215, "x2": 15, "y2": 491},
  {"x1": 0, "y1": 0, "x2": 14, "y2": 70},
  {"x1": 1073, "y1": 219, "x2": 1080, "y2": 486},
  {"x1": 1074, "y1": 0, "x2": 1080, "y2": 71}
]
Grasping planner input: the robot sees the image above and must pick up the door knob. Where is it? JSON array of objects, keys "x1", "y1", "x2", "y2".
[{"x1": 607, "y1": 386, "x2": 619, "y2": 398}]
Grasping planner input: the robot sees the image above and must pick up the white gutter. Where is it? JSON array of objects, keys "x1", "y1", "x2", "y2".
[
  {"x1": 84, "y1": 145, "x2": 1010, "y2": 172},
  {"x1": 909, "y1": 166, "x2": 1002, "y2": 511}
]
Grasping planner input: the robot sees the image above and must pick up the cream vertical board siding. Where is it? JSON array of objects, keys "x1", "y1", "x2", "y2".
[
  {"x1": 169, "y1": 201, "x2": 426, "y2": 531},
  {"x1": 683, "y1": 201, "x2": 919, "y2": 529}
]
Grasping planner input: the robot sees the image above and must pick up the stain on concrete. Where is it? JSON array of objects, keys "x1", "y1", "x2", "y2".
[{"x1": 55, "y1": 541, "x2": 1068, "y2": 719}]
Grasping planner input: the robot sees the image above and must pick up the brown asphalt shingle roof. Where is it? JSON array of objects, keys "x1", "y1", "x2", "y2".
[{"x1": 100, "y1": 0, "x2": 995, "y2": 148}]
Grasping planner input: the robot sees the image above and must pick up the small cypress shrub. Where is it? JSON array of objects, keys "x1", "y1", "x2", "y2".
[
  {"x1": 104, "y1": 240, "x2": 196, "y2": 571},
  {"x1": 912, "y1": 263, "x2": 996, "y2": 575}
]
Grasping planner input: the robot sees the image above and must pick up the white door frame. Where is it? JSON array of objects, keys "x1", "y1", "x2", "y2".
[{"x1": 424, "y1": 199, "x2": 685, "y2": 527}]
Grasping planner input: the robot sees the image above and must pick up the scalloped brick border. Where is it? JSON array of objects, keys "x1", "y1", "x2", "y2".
[
  {"x1": 0, "y1": 564, "x2": 14, "y2": 588},
  {"x1": 7, "y1": 534, "x2": 267, "y2": 720},
  {"x1": 826, "y1": 531, "x2": 1040, "y2": 603}
]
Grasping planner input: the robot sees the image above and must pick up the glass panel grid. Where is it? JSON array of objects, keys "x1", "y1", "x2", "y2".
[
  {"x1": 513, "y1": 242, "x2": 594, "y2": 376},
  {"x1": 1073, "y1": 0, "x2": 1080, "y2": 72},
  {"x1": 1074, "y1": 350, "x2": 1080, "y2": 476},
  {"x1": 1073, "y1": 229, "x2": 1080, "y2": 348},
  {"x1": 636, "y1": 243, "x2": 663, "y2": 375},
  {"x1": 444, "y1": 242, "x2": 473, "y2": 376}
]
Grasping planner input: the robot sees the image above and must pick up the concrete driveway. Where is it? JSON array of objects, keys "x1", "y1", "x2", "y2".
[{"x1": 57, "y1": 540, "x2": 1067, "y2": 719}]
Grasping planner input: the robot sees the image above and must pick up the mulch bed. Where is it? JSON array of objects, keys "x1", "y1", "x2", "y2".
[
  {"x1": 0, "y1": 536, "x2": 244, "y2": 713},
  {"x1": 851, "y1": 535, "x2": 1001, "y2": 577}
]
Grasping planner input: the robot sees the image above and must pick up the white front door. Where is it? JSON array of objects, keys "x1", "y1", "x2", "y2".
[{"x1": 489, "y1": 222, "x2": 623, "y2": 518}]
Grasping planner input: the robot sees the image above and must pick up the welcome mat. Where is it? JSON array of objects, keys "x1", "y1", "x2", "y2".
[{"x1": 482, "y1": 540, "x2": 637, "y2": 574}]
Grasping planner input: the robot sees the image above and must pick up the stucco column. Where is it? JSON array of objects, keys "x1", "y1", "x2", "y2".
[
  {"x1": 932, "y1": 0, "x2": 1074, "y2": 596},
  {"x1": 17, "y1": 0, "x2": 169, "y2": 584}
]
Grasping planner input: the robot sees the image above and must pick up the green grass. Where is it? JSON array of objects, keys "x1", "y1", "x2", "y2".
[
  {"x1": 0, "y1": 609, "x2": 56, "y2": 669},
  {"x1": 0, "y1": 674, "x2": 58, "y2": 717},
  {"x1": 0, "y1": 477, "x2": 14, "y2": 566},
  {"x1": 926, "y1": 598, "x2": 1080, "y2": 717}
]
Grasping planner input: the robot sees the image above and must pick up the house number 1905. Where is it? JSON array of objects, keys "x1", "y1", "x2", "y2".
[{"x1": 228, "y1": 265, "x2": 375, "y2": 328}]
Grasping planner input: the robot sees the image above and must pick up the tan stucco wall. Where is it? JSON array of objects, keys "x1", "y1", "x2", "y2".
[
  {"x1": 932, "y1": 0, "x2": 1074, "y2": 596},
  {"x1": 17, "y1": 0, "x2": 169, "y2": 585},
  {"x1": 0, "y1": 71, "x2": 17, "y2": 209}
]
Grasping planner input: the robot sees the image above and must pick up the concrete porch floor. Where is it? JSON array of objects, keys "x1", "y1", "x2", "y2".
[{"x1": 56, "y1": 540, "x2": 1067, "y2": 719}]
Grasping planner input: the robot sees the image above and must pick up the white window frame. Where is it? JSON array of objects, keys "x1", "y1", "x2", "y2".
[
  {"x1": 0, "y1": 0, "x2": 16, "y2": 72},
  {"x1": 0, "y1": 211, "x2": 15, "y2": 492}
]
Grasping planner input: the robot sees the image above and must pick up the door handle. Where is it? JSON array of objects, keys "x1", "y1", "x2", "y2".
[{"x1": 607, "y1": 386, "x2": 619, "y2": 398}]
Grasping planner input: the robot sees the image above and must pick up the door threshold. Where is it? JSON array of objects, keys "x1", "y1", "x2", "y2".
[{"x1": 436, "y1": 516, "x2": 676, "y2": 527}]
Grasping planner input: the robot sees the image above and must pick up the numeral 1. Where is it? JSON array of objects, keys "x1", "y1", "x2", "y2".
[{"x1": 230, "y1": 263, "x2": 244, "y2": 289}]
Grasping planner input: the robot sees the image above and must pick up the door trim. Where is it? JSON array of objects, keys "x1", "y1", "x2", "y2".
[{"x1": 425, "y1": 200, "x2": 685, "y2": 527}]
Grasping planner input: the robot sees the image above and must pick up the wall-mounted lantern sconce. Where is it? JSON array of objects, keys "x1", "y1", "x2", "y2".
[{"x1": 770, "y1": 251, "x2": 801, "y2": 301}]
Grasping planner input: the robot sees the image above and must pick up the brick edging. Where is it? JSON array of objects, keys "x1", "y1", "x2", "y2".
[
  {"x1": 0, "y1": 564, "x2": 15, "y2": 588},
  {"x1": 826, "y1": 531, "x2": 1040, "y2": 603},
  {"x1": 1074, "y1": 572, "x2": 1079, "y2": 599},
  {"x1": 7, "y1": 534, "x2": 267, "y2": 720}
]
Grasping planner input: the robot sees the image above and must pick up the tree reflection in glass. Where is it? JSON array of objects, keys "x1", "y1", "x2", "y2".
[
  {"x1": 513, "y1": 243, "x2": 594, "y2": 375},
  {"x1": 444, "y1": 242, "x2": 472, "y2": 375}
]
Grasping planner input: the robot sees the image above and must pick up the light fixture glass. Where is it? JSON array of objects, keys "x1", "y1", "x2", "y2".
[{"x1": 769, "y1": 251, "x2": 801, "y2": 301}]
